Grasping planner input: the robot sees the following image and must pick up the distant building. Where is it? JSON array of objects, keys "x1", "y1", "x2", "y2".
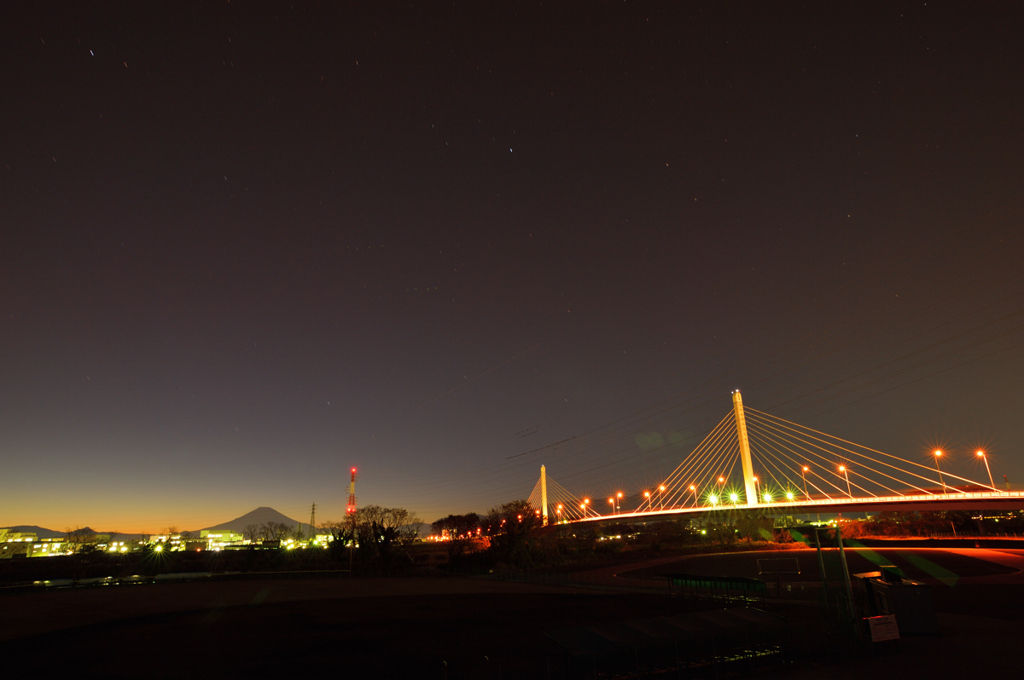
[
  {"x1": 200, "y1": 530, "x2": 244, "y2": 550},
  {"x1": 27, "y1": 539, "x2": 66, "y2": 557},
  {"x1": 0, "y1": 530, "x2": 43, "y2": 559}
]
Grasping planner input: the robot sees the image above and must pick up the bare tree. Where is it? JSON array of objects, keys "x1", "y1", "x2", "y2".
[
  {"x1": 64, "y1": 527, "x2": 97, "y2": 554},
  {"x1": 260, "y1": 521, "x2": 290, "y2": 541},
  {"x1": 349, "y1": 506, "x2": 420, "y2": 566},
  {"x1": 400, "y1": 514, "x2": 424, "y2": 543},
  {"x1": 244, "y1": 524, "x2": 261, "y2": 542},
  {"x1": 484, "y1": 500, "x2": 540, "y2": 567},
  {"x1": 432, "y1": 513, "x2": 480, "y2": 562},
  {"x1": 319, "y1": 519, "x2": 349, "y2": 542}
]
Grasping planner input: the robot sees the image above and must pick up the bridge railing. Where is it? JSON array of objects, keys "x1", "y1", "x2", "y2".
[{"x1": 568, "y1": 490, "x2": 1024, "y2": 522}]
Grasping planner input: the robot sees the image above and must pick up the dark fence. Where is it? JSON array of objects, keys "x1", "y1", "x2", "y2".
[{"x1": 666, "y1": 572, "x2": 768, "y2": 604}]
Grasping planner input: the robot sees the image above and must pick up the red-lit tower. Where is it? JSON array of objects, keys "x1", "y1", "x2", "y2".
[{"x1": 346, "y1": 467, "x2": 358, "y2": 514}]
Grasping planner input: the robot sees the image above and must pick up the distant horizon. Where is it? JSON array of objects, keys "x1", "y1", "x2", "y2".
[{"x1": 2, "y1": 505, "x2": 320, "y2": 536}]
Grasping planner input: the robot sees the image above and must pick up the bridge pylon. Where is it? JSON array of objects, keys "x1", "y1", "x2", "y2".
[
  {"x1": 540, "y1": 465, "x2": 549, "y2": 526},
  {"x1": 732, "y1": 390, "x2": 758, "y2": 505}
]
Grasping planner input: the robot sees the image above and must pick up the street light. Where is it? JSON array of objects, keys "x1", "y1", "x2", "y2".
[
  {"x1": 616, "y1": 491, "x2": 623, "y2": 512},
  {"x1": 977, "y1": 450, "x2": 996, "y2": 490},
  {"x1": 689, "y1": 484, "x2": 698, "y2": 506},
  {"x1": 608, "y1": 498, "x2": 615, "y2": 515},
  {"x1": 839, "y1": 465, "x2": 852, "y2": 498},
  {"x1": 643, "y1": 490, "x2": 651, "y2": 510},
  {"x1": 708, "y1": 494, "x2": 719, "y2": 507},
  {"x1": 933, "y1": 450, "x2": 948, "y2": 494},
  {"x1": 658, "y1": 485, "x2": 666, "y2": 510},
  {"x1": 801, "y1": 466, "x2": 810, "y2": 498}
]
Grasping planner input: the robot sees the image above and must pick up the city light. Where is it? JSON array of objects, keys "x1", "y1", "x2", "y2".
[
  {"x1": 977, "y1": 450, "x2": 996, "y2": 489},
  {"x1": 933, "y1": 449, "x2": 948, "y2": 494},
  {"x1": 839, "y1": 464, "x2": 852, "y2": 497}
]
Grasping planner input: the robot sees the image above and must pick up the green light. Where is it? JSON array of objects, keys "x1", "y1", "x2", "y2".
[
  {"x1": 708, "y1": 494, "x2": 719, "y2": 506},
  {"x1": 763, "y1": 492, "x2": 772, "y2": 503},
  {"x1": 729, "y1": 492, "x2": 739, "y2": 503},
  {"x1": 786, "y1": 491, "x2": 794, "y2": 500}
]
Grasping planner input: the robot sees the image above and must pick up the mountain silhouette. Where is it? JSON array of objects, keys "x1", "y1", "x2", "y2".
[
  {"x1": 1, "y1": 525, "x2": 66, "y2": 539},
  {"x1": 202, "y1": 507, "x2": 313, "y2": 536}
]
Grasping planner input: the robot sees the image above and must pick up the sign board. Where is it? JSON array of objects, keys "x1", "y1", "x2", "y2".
[{"x1": 866, "y1": 615, "x2": 900, "y2": 642}]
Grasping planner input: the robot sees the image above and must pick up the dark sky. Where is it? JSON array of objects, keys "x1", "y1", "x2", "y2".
[{"x1": 3, "y1": 2, "x2": 1023, "y2": 532}]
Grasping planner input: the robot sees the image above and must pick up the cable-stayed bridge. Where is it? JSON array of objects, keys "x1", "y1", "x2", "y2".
[{"x1": 529, "y1": 391, "x2": 1024, "y2": 524}]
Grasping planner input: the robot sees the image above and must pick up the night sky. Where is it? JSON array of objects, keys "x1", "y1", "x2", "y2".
[{"x1": 3, "y1": 2, "x2": 1023, "y2": 533}]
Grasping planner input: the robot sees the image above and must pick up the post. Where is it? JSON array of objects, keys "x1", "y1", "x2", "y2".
[
  {"x1": 835, "y1": 526, "x2": 854, "y2": 620},
  {"x1": 540, "y1": 465, "x2": 549, "y2": 527},
  {"x1": 732, "y1": 390, "x2": 757, "y2": 505},
  {"x1": 347, "y1": 468, "x2": 358, "y2": 572},
  {"x1": 813, "y1": 528, "x2": 830, "y2": 616}
]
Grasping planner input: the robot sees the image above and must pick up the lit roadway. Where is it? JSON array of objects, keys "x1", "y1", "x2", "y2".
[{"x1": 571, "y1": 490, "x2": 1024, "y2": 524}]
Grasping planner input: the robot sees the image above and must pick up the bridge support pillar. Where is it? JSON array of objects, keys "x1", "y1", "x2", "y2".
[
  {"x1": 541, "y1": 465, "x2": 549, "y2": 526},
  {"x1": 732, "y1": 391, "x2": 758, "y2": 505}
]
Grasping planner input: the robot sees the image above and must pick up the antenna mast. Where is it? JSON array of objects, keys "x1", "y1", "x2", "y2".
[{"x1": 347, "y1": 468, "x2": 358, "y2": 514}]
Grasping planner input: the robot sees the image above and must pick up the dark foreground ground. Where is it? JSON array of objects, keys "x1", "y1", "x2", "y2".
[
  {"x1": 619, "y1": 547, "x2": 1024, "y2": 679},
  {"x1": 2, "y1": 548, "x2": 1022, "y2": 678},
  {"x1": 0, "y1": 578, "x2": 702, "y2": 679}
]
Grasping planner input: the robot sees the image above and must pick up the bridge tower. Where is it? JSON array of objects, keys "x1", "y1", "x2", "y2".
[
  {"x1": 732, "y1": 391, "x2": 758, "y2": 505},
  {"x1": 540, "y1": 465, "x2": 549, "y2": 526},
  {"x1": 346, "y1": 467, "x2": 358, "y2": 514}
]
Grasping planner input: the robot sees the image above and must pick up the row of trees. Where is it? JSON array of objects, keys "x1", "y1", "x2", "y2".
[
  {"x1": 244, "y1": 522, "x2": 296, "y2": 542},
  {"x1": 431, "y1": 500, "x2": 542, "y2": 566},
  {"x1": 317, "y1": 505, "x2": 423, "y2": 568},
  {"x1": 841, "y1": 510, "x2": 1024, "y2": 538}
]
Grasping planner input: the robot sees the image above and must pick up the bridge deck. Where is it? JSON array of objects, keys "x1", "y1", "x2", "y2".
[{"x1": 573, "y1": 491, "x2": 1024, "y2": 523}]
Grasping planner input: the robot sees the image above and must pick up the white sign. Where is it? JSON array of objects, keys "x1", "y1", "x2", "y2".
[{"x1": 867, "y1": 615, "x2": 900, "y2": 642}]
